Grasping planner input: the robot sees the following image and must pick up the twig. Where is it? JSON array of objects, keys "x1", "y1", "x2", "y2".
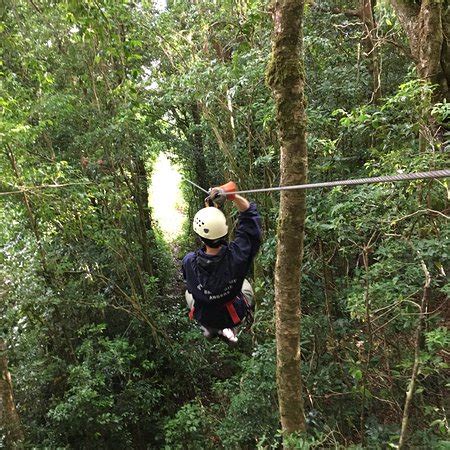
[
  {"x1": 372, "y1": 313, "x2": 401, "y2": 334},
  {"x1": 391, "y1": 209, "x2": 450, "y2": 224},
  {"x1": 0, "y1": 182, "x2": 92, "y2": 196}
]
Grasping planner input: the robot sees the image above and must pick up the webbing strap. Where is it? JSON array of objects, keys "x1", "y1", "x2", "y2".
[
  {"x1": 188, "y1": 299, "x2": 242, "y2": 325},
  {"x1": 225, "y1": 300, "x2": 241, "y2": 325}
]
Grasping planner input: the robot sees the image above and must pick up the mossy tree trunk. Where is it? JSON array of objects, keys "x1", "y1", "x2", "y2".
[
  {"x1": 390, "y1": 0, "x2": 450, "y2": 102},
  {"x1": 267, "y1": 0, "x2": 308, "y2": 440}
]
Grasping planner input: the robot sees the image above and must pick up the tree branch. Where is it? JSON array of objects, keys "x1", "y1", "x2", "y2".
[{"x1": 398, "y1": 251, "x2": 431, "y2": 449}]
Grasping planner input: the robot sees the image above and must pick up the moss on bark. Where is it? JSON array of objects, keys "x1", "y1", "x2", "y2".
[
  {"x1": 391, "y1": 0, "x2": 450, "y2": 102},
  {"x1": 267, "y1": 0, "x2": 308, "y2": 441}
]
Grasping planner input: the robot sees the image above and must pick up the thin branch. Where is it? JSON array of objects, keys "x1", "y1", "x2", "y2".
[
  {"x1": 372, "y1": 313, "x2": 401, "y2": 334},
  {"x1": 384, "y1": 37, "x2": 415, "y2": 61},
  {"x1": 27, "y1": 0, "x2": 42, "y2": 13},
  {"x1": 391, "y1": 209, "x2": 450, "y2": 224},
  {"x1": 0, "y1": 181, "x2": 92, "y2": 196},
  {"x1": 398, "y1": 252, "x2": 431, "y2": 449}
]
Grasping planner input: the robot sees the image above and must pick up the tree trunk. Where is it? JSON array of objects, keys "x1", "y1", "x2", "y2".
[
  {"x1": 0, "y1": 339, "x2": 25, "y2": 448},
  {"x1": 390, "y1": 0, "x2": 450, "y2": 102},
  {"x1": 361, "y1": 0, "x2": 381, "y2": 103},
  {"x1": 171, "y1": 103, "x2": 210, "y2": 200},
  {"x1": 267, "y1": 0, "x2": 308, "y2": 439},
  {"x1": 133, "y1": 156, "x2": 154, "y2": 276}
]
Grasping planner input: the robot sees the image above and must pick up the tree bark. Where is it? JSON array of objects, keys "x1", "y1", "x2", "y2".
[
  {"x1": 390, "y1": 0, "x2": 450, "y2": 102},
  {"x1": 267, "y1": 0, "x2": 308, "y2": 439},
  {"x1": 133, "y1": 156, "x2": 154, "y2": 277},
  {"x1": 361, "y1": 0, "x2": 381, "y2": 103},
  {"x1": 0, "y1": 339, "x2": 25, "y2": 448}
]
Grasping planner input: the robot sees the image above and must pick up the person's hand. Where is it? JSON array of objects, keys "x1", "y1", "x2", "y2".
[
  {"x1": 204, "y1": 182, "x2": 237, "y2": 207},
  {"x1": 205, "y1": 187, "x2": 226, "y2": 208}
]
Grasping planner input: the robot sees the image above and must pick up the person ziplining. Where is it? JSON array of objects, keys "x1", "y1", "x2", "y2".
[
  {"x1": 182, "y1": 182, "x2": 261, "y2": 344},
  {"x1": 181, "y1": 169, "x2": 449, "y2": 344}
]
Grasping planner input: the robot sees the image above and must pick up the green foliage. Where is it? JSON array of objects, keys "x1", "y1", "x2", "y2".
[
  {"x1": 1, "y1": 0, "x2": 448, "y2": 448},
  {"x1": 216, "y1": 343, "x2": 279, "y2": 448},
  {"x1": 47, "y1": 332, "x2": 163, "y2": 447},
  {"x1": 426, "y1": 327, "x2": 450, "y2": 353},
  {"x1": 164, "y1": 402, "x2": 215, "y2": 450}
]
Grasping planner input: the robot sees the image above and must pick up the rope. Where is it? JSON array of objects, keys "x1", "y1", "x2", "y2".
[{"x1": 183, "y1": 169, "x2": 449, "y2": 196}]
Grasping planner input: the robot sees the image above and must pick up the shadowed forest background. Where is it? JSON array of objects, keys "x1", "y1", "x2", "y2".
[{"x1": 1, "y1": 0, "x2": 449, "y2": 448}]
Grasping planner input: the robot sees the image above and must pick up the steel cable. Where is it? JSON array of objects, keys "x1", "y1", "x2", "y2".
[
  {"x1": 183, "y1": 169, "x2": 450, "y2": 196},
  {"x1": 180, "y1": 175, "x2": 209, "y2": 194}
]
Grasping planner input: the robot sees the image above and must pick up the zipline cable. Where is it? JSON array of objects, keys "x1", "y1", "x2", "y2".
[
  {"x1": 2, "y1": 170, "x2": 447, "y2": 197},
  {"x1": 233, "y1": 169, "x2": 450, "y2": 195},
  {"x1": 183, "y1": 169, "x2": 450, "y2": 196},
  {"x1": 180, "y1": 175, "x2": 209, "y2": 194}
]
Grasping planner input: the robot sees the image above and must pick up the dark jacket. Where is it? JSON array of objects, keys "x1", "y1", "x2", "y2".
[{"x1": 182, "y1": 203, "x2": 262, "y2": 329}]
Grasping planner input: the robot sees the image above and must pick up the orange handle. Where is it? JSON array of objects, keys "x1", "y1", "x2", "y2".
[{"x1": 220, "y1": 181, "x2": 237, "y2": 200}]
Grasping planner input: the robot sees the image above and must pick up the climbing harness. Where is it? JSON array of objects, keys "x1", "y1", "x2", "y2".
[
  {"x1": 188, "y1": 292, "x2": 251, "y2": 327},
  {"x1": 183, "y1": 169, "x2": 449, "y2": 196}
]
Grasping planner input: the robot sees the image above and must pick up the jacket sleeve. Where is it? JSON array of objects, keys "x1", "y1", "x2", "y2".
[
  {"x1": 181, "y1": 255, "x2": 187, "y2": 281},
  {"x1": 228, "y1": 202, "x2": 262, "y2": 263},
  {"x1": 181, "y1": 252, "x2": 194, "y2": 287}
]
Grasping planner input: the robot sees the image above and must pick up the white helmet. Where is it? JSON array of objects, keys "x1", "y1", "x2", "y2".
[{"x1": 193, "y1": 207, "x2": 228, "y2": 240}]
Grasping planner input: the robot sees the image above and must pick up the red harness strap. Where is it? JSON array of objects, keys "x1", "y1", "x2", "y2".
[
  {"x1": 225, "y1": 299, "x2": 241, "y2": 325},
  {"x1": 188, "y1": 298, "x2": 242, "y2": 325}
]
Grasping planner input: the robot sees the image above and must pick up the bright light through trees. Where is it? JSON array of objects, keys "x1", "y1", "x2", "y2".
[{"x1": 150, "y1": 153, "x2": 185, "y2": 241}]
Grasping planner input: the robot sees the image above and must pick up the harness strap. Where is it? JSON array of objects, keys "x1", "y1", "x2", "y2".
[
  {"x1": 188, "y1": 294, "x2": 249, "y2": 326},
  {"x1": 225, "y1": 300, "x2": 241, "y2": 325}
]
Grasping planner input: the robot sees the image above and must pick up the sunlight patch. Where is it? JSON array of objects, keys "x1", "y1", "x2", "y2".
[{"x1": 149, "y1": 153, "x2": 185, "y2": 241}]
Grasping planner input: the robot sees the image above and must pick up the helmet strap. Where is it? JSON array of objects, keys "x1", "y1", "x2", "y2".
[{"x1": 197, "y1": 235, "x2": 227, "y2": 248}]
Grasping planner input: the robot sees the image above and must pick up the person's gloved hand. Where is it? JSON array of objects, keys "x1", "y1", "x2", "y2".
[
  {"x1": 205, "y1": 182, "x2": 237, "y2": 208},
  {"x1": 205, "y1": 187, "x2": 226, "y2": 208}
]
